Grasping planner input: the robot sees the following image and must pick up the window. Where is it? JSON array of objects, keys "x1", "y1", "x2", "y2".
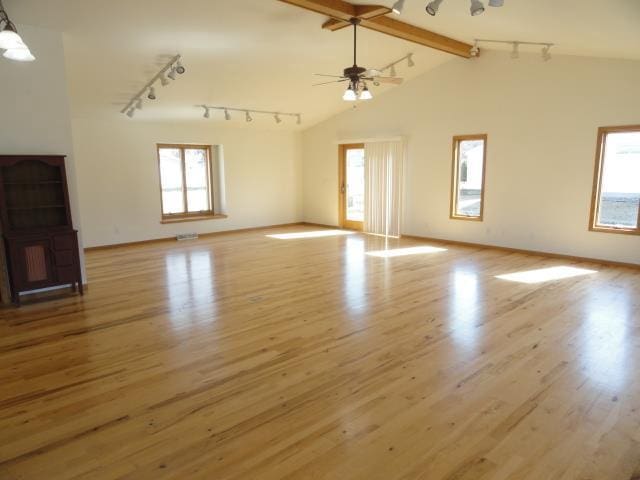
[
  {"x1": 450, "y1": 134, "x2": 487, "y2": 221},
  {"x1": 157, "y1": 144, "x2": 214, "y2": 221},
  {"x1": 589, "y1": 126, "x2": 640, "y2": 235}
]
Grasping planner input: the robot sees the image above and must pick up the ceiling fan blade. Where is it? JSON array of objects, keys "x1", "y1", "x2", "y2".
[
  {"x1": 374, "y1": 77, "x2": 404, "y2": 85},
  {"x1": 363, "y1": 69, "x2": 383, "y2": 77},
  {"x1": 313, "y1": 73, "x2": 346, "y2": 78},
  {"x1": 313, "y1": 79, "x2": 349, "y2": 86}
]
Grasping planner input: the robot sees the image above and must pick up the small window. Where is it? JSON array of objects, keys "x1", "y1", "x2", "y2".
[
  {"x1": 157, "y1": 144, "x2": 214, "y2": 220},
  {"x1": 590, "y1": 126, "x2": 640, "y2": 235},
  {"x1": 450, "y1": 134, "x2": 487, "y2": 221}
]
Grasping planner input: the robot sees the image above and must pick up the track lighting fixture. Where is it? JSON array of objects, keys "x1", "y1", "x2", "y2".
[
  {"x1": 473, "y1": 39, "x2": 555, "y2": 61},
  {"x1": 470, "y1": 0, "x2": 485, "y2": 16},
  {"x1": 121, "y1": 54, "x2": 184, "y2": 118},
  {"x1": 198, "y1": 105, "x2": 302, "y2": 125},
  {"x1": 176, "y1": 61, "x2": 185, "y2": 75},
  {"x1": 390, "y1": 64, "x2": 397, "y2": 77},
  {"x1": 426, "y1": 0, "x2": 444, "y2": 16},
  {"x1": 470, "y1": 40, "x2": 480, "y2": 57},
  {"x1": 0, "y1": 0, "x2": 35, "y2": 62},
  {"x1": 407, "y1": 53, "x2": 415, "y2": 67},
  {"x1": 168, "y1": 67, "x2": 177, "y2": 80},
  {"x1": 126, "y1": 108, "x2": 135, "y2": 118},
  {"x1": 391, "y1": 0, "x2": 405, "y2": 14},
  {"x1": 488, "y1": 0, "x2": 504, "y2": 6},
  {"x1": 511, "y1": 42, "x2": 519, "y2": 59}
]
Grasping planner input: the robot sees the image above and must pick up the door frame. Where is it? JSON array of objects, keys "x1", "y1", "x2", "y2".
[{"x1": 338, "y1": 143, "x2": 365, "y2": 231}]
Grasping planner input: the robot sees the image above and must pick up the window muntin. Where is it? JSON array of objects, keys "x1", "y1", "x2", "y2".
[
  {"x1": 451, "y1": 135, "x2": 487, "y2": 221},
  {"x1": 590, "y1": 127, "x2": 640, "y2": 234},
  {"x1": 158, "y1": 145, "x2": 213, "y2": 219}
]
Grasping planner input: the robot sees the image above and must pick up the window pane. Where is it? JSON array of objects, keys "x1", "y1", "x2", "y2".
[
  {"x1": 456, "y1": 140, "x2": 485, "y2": 217},
  {"x1": 159, "y1": 148, "x2": 184, "y2": 214},
  {"x1": 597, "y1": 132, "x2": 640, "y2": 228},
  {"x1": 346, "y1": 149, "x2": 365, "y2": 222},
  {"x1": 185, "y1": 148, "x2": 210, "y2": 213}
]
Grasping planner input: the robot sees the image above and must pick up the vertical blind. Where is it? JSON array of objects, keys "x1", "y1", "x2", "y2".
[{"x1": 363, "y1": 141, "x2": 404, "y2": 237}]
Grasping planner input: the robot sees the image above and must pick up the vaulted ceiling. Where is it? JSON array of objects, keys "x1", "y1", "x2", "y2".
[{"x1": 7, "y1": 0, "x2": 640, "y2": 128}]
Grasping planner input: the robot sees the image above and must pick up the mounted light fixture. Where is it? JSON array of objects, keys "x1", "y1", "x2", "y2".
[
  {"x1": 541, "y1": 44, "x2": 552, "y2": 61},
  {"x1": 199, "y1": 105, "x2": 302, "y2": 125},
  {"x1": 470, "y1": 40, "x2": 480, "y2": 57},
  {"x1": 0, "y1": 0, "x2": 35, "y2": 62},
  {"x1": 297, "y1": 114, "x2": 302, "y2": 125},
  {"x1": 473, "y1": 39, "x2": 555, "y2": 61},
  {"x1": 343, "y1": 83, "x2": 357, "y2": 101},
  {"x1": 426, "y1": 0, "x2": 444, "y2": 16},
  {"x1": 488, "y1": 0, "x2": 504, "y2": 6},
  {"x1": 120, "y1": 54, "x2": 184, "y2": 118},
  {"x1": 391, "y1": 0, "x2": 406, "y2": 14},
  {"x1": 175, "y1": 60, "x2": 185, "y2": 74},
  {"x1": 359, "y1": 84, "x2": 373, "y2": 100},
  {"x1": 511, "y1": 42, "x2": 520, "y2": 59},
  {"x1": 407, "y1": 53, "x2": 415, "y2": 67},
  {"x1": 470, "y1": 0, "x2": 485, "y2": 16},
  {"x1": 167, "y1": 67, "x2": 177, "y2": 80}
]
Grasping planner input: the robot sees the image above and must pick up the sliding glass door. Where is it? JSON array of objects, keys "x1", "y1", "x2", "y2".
[{"x1": 339, "y1": 144, "x2": 365, "y2": 231}]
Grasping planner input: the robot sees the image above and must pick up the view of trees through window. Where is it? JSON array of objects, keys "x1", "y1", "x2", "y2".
[
  {"x1": 596, "y1": 131, "x2": 640, "y2": 229},
  {"x1": 454, "y1": 138, "x2": 486, "y2": 218},
  {"x1": 158, "y1": 146, "x2": 212, "y2": 217}
]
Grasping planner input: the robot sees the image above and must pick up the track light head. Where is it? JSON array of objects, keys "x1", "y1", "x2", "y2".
[
  {"x1": 390, "y1": 64, "x2": 397, "y2": 77},
  {"x1": 391, "y1": 0, "x2": 405, "y2": 14},
  {"x1": 126, "y1": 108, "x2": 135, "y2": 118},
  {"x1": 488, "y1": 0, "x2": 503, "y2": 5},
  {"x1": 407, "y1": 53, "x2": 415, "y2": 67},
  {"x1": 274, "y1": 113, "x2": 282, "y2": 124},
  {"x1": 542, "y1": 44, "x2": 552, "y2": 61},
  {"x1": 167, "y1": 68, "x2": 177, "y2": 80},
  {"x1": 470, "y1": 40, "x2": 480, "y2": 57},
  {"x1": 426, "y1": 0, "x2": 444, "y2": 16},
  {"x1": 160, "y1": 75, "x2": 170, "y2": 87},
  {"x1": 147, "y1": 87, "x2": 156, "y2": 100},
  {"x1": 296, "y1": 114, "x2": 302, "y2": 125},
  {"x1": 203, "y1": 107, "x2": 210, "y2": 119},
  {"x1": 135, "y1": 98, "x2": 143, "y2": 110},
  {"x1": 224, "y1": 109, "x2": 231, "y2": 121},
  {"x1": 175, "y1": 60, "x2": 185, "y2": 75},
  {"x1": 470, "y1": 0, "x2": 485, "y2": 15},
  {"x1": 511, "y1": 42, "x2": 520, "y2": 59},
  {"x1": 245, "y1": 111, "x2": 253, "y2": 123}
]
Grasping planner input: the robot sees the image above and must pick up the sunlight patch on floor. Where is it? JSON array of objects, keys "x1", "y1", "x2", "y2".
[
  {"x1": 365, "y1": 245, "x2": 447, "y2": 258},
  {"x1": 266, "y1": 230, "x2": 355, "y2": 240},
  {"x1": 495, "y1": 266, "x2": 597, "y2": 284}
]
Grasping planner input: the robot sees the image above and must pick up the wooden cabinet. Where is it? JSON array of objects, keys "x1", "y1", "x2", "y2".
[{"x1": 0, "y1": 155, "x2": 83, "y2": 305}]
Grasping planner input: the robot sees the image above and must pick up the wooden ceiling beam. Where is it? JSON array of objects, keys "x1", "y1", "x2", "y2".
[{"x1": 278, "y1": 0, "x2": 474, "y2": 58}]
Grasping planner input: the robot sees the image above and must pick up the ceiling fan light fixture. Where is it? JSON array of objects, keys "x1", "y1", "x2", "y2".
[
  {"x1": 391, "y1": 0, "x2": 405, "y2": 14},
  {"x1": 426, "y1": 0, "x2": 444, "y2": 16},
  {"x1": 2, "y1": 46, "x2": 35, "y2": 62},
  {"x1": 470, "y1": 0, "x2": 485, "y2": 16},
  {"x1": 359, "y1": 85, "x2": 373, "y2": 100},
  {"x1": 0, "y1": 22, "x2": 25, "y2": 50},
  {"x1": 343, "y1": 85, "x2": 357, "y2": 102}
]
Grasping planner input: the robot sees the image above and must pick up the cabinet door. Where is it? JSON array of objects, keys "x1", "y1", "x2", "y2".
[{"x1": 15, "y1": 240, "x2": 55, "y2": 289}]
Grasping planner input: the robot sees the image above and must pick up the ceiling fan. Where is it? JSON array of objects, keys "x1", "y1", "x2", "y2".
[{"x1": 313, "y1": 18, "x2": 404, "y2": 102}]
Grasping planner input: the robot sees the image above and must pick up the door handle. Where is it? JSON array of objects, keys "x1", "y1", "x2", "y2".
[{"x1": 341, "y1": 183, "x2": 346, "y2": 194}]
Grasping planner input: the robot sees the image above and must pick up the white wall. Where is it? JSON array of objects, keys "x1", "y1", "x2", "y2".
[
  {"x1": 72, "y1": 119, "x2": 302, "y2": 247},
  {"x1": 301, "y1": 51, "x2": 640, "y2": 265},
  {"x1": 0, "y1": 25, "x2": 86, "y2": 278}
]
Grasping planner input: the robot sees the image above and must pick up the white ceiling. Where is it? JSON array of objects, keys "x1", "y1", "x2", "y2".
[{"x1": 7, "y1": 0, "x2": 640, "y2": 129}]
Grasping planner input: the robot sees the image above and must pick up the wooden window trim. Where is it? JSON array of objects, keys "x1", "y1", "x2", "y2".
[
  {"x1": 450, "y1": 134, "x2": 488, "y2": 222},
  {"x1": 589, "y1": 125, "x2": 640, "y2": 236},
  {"x1": 157, "y1": 144, "x2": 214, "y2": 221}
]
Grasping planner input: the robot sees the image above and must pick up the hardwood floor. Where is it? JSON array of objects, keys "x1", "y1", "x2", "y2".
[{"x1": 0, "y1": 225, "x2": 639, "y2": 480}]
